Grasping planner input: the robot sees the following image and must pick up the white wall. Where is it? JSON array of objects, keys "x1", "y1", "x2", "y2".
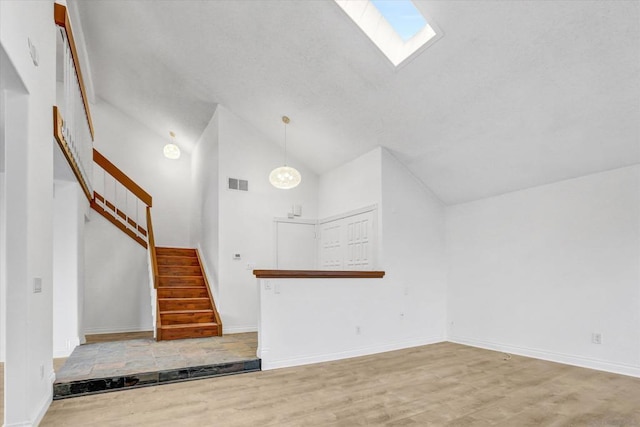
[
  {"x1": 381, "y1": 149, "x2": 448, "y2": 344},
  {"x1": 53, "y1": 180, "x2": 86, "y2": 357},
  {"x1": 259, "y1": 277, "x2": 399, "y2": 369},
  {"x1": 216, "y1": 107, "x2": 319, "y2": 333},
  {"x1": 190, "y1": 109, "x2": 220, "y2": 299},
  {"x1": 92, "y1": 99, "x2": 192, "y2": 247},
  {"x1": 447, "y1": 165, "x2": 640, "y2": 377},
  {"x1": 0, "y1": 172, "x2": 5, "y2": 363},
  {"x1": 259, "y1": 148, "x2": 448, "y2": 369},
  {"x1": 84, "y1": 210, "x2": 153, "y2": 334},
  {"x1": 1, "y1": 0, "x2": 56, "y2": 425},
  {"x1": 0, "y1": 86, "x2": 5, "y2": 364},
  {"x1": 318, "y1": 147, "x2": 383, "y2": 270},
  {"x1": 318, "y1": 148, "x2": 382, "y2": 219}
]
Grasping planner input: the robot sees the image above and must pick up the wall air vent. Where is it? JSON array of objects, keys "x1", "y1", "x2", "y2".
[{"x1": 228, "y1": 177, "x2": 249, "y2": 192}]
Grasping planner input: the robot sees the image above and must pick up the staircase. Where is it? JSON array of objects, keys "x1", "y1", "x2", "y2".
[
  {"x1": 156, "y1": 247, "x2": 222, "y2": 341},
  {"x1": 52, "y1": 6, "x2": 222, "y2": 344}
]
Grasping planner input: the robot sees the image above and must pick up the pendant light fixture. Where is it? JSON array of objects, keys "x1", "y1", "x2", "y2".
[
  {"x1": 269, "y1": 116, "x2": 301, "y2": 189},
  {"x1": 163, "y1": 131, "x2": 181, "y2": 160}
]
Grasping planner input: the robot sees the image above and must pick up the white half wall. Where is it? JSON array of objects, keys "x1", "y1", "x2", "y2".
[
  {"x1": 447, "y1": 165, "x2": 640, "y2": 377},
  {"x1": 92, "y1": 99, "x2": 192, "y2": 248},
  {"x1": 84, "y1": 210, "x2": 153, "y2": 334},
  {"x1": 258, "y1": 277, "x2": 443, "y2": 370},
  {"x1": 216, "y1": 107, "x2": 319, "y2": 333}
]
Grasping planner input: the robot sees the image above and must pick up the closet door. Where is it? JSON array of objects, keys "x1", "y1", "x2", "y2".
[
  {"x1": 276, "y1": 221, "x2": 317, "y2": 269},
  {"x1": 319, "y1": 208, "x2": 376, "y2": 270}
]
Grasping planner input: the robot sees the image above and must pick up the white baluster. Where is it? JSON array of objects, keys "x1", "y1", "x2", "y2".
[{"x1": 136, "y1": 196, "x2": 140, "y2": 233}]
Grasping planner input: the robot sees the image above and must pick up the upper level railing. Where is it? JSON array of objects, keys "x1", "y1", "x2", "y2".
[{"x1": 54, "y1": 2, "x2": 94, "y2": 201}]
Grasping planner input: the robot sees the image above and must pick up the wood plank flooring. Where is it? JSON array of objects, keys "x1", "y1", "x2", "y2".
[{"x1": 42, "y1": 342, "x2": 640, "y2": 426}]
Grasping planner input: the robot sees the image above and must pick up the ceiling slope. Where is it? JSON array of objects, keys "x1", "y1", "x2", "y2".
[{"x1": 74, "y1": 0, "x2": 640, "y2": 204}]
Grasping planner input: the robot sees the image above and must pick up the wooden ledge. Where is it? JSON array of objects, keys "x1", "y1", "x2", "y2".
[{"x1": 253, "y1": 270, "x2": 385, "y2": 279}]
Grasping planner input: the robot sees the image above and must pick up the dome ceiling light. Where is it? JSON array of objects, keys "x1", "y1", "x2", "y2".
[
  {"x1": 163, "y1": 131, "x2": 181, "y2": 160},
  {"x1": 269, "y1": 116, "x2": 301, "y2": 190}
]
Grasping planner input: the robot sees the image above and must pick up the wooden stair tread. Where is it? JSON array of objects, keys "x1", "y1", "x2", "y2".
[
  {"x1": 158, "y1": 265, "x2": 202, "y2": 275},
  {"x1": 160, "y1": 309, "x2": 213, "y2": 314},
  {"x1": 157, "y1": 256, "x2": 200, "y2": 266},
  {"x1": 154, "y1": 247, "x2": 222, "y2": 341},
  {"x1": 160, "y1": 322, "x2": 218, "y2": 329},
  {"x1": 156, "y1": 247, "x2": 197, "y2": 257},
  {"x1": 157, "y1": 257, "x2": 198, "y2": 260}
]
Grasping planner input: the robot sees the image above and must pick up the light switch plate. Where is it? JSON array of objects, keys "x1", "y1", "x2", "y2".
[{"x1": 33, "y1": 277, "x2": 42, "y2": 293}]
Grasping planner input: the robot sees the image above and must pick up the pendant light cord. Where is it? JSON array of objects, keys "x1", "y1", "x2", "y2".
[{"x1": 284, "y1": 121, "x2": 288, "y2": 166}]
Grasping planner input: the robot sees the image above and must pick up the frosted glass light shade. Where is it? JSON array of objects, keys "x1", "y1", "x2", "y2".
[
  {"x1": 269, "y1": 166, "x2": 301, "y2": 189},
  {"x1": 163, "y1": 143, "x2": 181, "y2": 159}
]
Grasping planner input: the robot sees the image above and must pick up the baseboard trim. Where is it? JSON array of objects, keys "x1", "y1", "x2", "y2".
[
  {"x1": 83, "y1": 325, "x2": 153, "y2": 334},
  {"x1": 224, "y1": 326, "x2": 258, "y2": 334},
  {"x1": 4, "y1": 422, "x2": 33, "y2": 427},
  {"x1": 53, "y1": 337, "x2": 81, "y2": 358},
  {"x1": 4, "y1": 380, "x2": 54, "y2": 426},
  {"x1": 262, "y1": 336, "x2": 445, "y2": 370},
  {"x1": 449, "y1": 336, "x2": 640, "y2": 379},
  {"x1": 33, "y1": 384, "x2": 53, "y2": 426}
]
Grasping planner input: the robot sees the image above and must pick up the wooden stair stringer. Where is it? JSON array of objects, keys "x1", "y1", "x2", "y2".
[{"x1": 195, "y1": 248, "x2": 223, "y2": 336}]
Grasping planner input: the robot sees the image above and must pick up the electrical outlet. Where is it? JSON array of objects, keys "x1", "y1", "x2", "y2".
[
  {"x1": 356, "y1": 326, "x2": 361, "y2": 335},
  {"x1": 592, "y1": 332, "x2": 602, "y2": 344},
  {"x1": 264, "y1": 281, "x2": 272, "y2": 291}
]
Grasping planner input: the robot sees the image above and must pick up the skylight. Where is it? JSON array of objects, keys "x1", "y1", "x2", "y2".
[
  {"x1": 370, "y1": 0, "x2": 427, "y2": 41},
  {"x1": 335, "y1": 0, "x2": 441, "y2": 67}
]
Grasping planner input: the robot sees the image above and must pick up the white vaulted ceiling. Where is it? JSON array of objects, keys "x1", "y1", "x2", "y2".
[{"x1": 73, "y1": 0, "x2": 640, "y2": 204}]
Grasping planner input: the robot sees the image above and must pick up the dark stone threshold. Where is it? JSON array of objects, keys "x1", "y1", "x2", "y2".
[{"x1": 53, "y1": 359, "x2": 261, "y2": 400}]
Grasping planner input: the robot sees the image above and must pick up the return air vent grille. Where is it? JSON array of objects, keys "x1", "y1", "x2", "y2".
[{"x1": 228, "y1": 178, "x2": 248, "y2": 192}]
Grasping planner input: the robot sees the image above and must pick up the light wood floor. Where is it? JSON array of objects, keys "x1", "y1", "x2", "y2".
[{"x1": 42, "y1": 342, "x2": 640, "y2": 426}]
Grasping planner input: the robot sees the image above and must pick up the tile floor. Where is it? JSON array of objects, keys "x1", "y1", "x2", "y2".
[
  {"x1": 57, "y1": 332, "x2": 257, "y2": 382},
  {"x1": 54, "y1": 333, "x2": 259, "y2": 398}
]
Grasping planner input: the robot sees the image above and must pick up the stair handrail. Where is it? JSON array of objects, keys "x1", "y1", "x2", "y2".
[
  {"x1": 147, "y1": 206, "x2": 161, "y2": 339},
  {"x1": 147, "y1": 206, "x2": 159, "y2": 288},
  {"x1": 91, "y1": 150, "x2": 160, "y2": 338},
  {"x1": 53, "y1": 106, "x2": 92, "y2": 201},
  {"x1": 94, "y1": 150, "x2": 152, "y2": 207},
  {"x1": 91, "y1": 149, "x2": 151, "y2": 248}
]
